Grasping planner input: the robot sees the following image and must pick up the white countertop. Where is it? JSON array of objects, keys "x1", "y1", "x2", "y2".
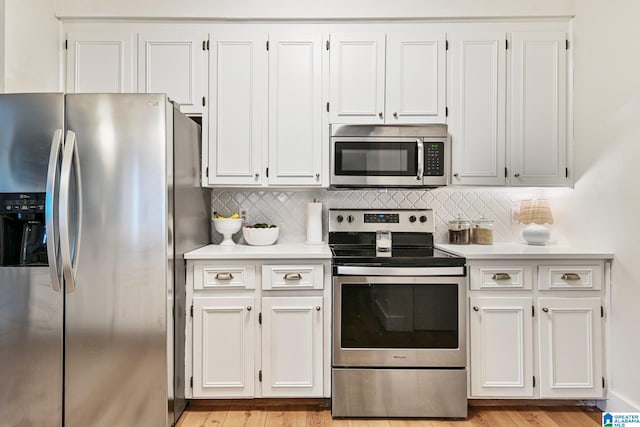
[
  {"x1": 436, "y1": 243, "x2": 614, "y2": 260},
  {"x1": 185, "y1": 243, "x2": 332, "y2": 260}
]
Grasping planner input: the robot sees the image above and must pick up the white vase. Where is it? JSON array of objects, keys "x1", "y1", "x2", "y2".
[{"x1": 522, "y1": 223, "x2": 550, "y2": 245}]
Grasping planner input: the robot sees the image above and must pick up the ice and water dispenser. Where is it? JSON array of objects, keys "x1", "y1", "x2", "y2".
[{"x1": 0, "y1": 193, "x2": 48, "y2": 266}]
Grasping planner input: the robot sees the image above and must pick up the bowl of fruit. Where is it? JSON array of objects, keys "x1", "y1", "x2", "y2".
[
  {"x1": 212, "y1": 212, "x2": 243, "y2": 245},
  {"x1": 242, "y1": 223, "x2": 279, "y2": 246}
]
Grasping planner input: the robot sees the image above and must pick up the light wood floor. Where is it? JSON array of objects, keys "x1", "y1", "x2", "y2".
[{"x1": 176, "y1": 401, "x2": 602, "y2": 427}]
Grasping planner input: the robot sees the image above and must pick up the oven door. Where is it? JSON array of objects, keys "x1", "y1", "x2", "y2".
[
  {"x1": 333, "y1": 274, "x2": 466, "y2": 368},
  {"x1": 330, "y1": 137, "x2": 424, "y2": 187}
]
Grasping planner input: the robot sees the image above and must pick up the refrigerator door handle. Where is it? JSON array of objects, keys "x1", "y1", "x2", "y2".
[
  {"x1": 45, "y1": 129, "x2": 64, "y2": 292},
  {"x1": 60, "y1": 130, "x2": 83, "y2": 294}
]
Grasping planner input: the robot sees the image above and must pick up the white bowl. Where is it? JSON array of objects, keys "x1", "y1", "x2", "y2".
[
  {"x1": 242, "y1": 226, "x2": 279, "y2": 246},
  {"x1": 213, "y1": 218, "x2": 243, "y2": 245}
]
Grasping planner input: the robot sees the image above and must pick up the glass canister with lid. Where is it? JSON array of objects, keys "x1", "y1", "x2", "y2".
[
  {"x1": 471, "y1": 215, "x2": 494, "y2": 245},
  {"x1": 448, "y1": 214, "x2": 471, "y2": 244}
]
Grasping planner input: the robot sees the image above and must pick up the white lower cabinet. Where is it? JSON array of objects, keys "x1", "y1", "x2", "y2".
[
  {"x1": 468, "y1": 260, "x2": 607, "y2": 400},
  {"x1": 187, "y1": 260, "x2": 329, "y2": 399}
]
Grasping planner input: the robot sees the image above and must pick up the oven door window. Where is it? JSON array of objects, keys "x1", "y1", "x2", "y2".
[
  {"x1": 341, "y1": 283, "x2": 458, "y2": 348},
  {"x1": 334, "y1": 141, "x2": 417, "y2": 176}
]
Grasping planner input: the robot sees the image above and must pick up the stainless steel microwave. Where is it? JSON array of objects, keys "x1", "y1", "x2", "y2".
[{"x1": 330, "y1": 124, "x2": 450, "y2": 189}]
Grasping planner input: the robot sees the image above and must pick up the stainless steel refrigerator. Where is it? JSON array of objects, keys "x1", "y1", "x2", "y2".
[{"x1": 0, "y1": 93, "x2": 210, "y2": 427}]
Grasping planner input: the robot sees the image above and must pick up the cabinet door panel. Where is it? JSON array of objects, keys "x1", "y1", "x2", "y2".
[
  {"x1": 510, "y1": 32, "x2": 567, "y2": 186},
  {"x1": 66, "y1": 31, "x2": 135, "y2": 93},
  {"x1": 261, "y1": 296, "x2": 323, "y2": 397},
  {"x1": 268, "y1": 33, "x2": 323, "y2": 186},
  {"x1": 192, "y1": 296, "x2": 255, "y2": 397},
  {"x1": 448, "y1": 32, "x2": 506, "y2": 185},
  {"x1": 538, "y1": 297, "x2": 603, "y2": 398},
  {"x1": 386, "y1": 32, "x2": 446, "y2": 123},
  {"x1": 209, "y1": 32, "x2": 266, "y2": 186},
  {"x1": 138, "y1": 31, "x2": 207, "y2": 115},
  {"x1": 329, "y1": 33, "x2": 385, "y2": 124},
  {"x1": 469, "y1": 297, "x2": 534, "y2": 397}
]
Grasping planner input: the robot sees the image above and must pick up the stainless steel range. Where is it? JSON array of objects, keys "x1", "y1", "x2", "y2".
[{"x1": 330, "y1": 209, "x2": 468, "y2": 418}]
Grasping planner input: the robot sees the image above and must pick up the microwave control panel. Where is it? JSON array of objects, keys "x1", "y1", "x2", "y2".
[{"x1": 424, "y1": 142, "x2": 444, "y2": 176}]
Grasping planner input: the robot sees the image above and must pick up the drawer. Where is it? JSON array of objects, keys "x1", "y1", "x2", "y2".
[
  {"x1": 194, "y1": 264, "x2": 256, "y2": 290},
  {"x1": 262, "y1": 264, "x2": 324, "y2": 290},
  {"x1": 470, "y1": 265, "x2": 533, "y2": 290},
  {"x1": 538, "y1": 265, "x2": 602, "y2": 290}
]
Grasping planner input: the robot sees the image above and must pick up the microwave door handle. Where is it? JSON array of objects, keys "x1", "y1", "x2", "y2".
[
  {"x1": 416, "y1": 139, "x2": 424, "y2": 180},
  {"x1": 45, "y1": 129, "x2": 64, "y2": 293}
]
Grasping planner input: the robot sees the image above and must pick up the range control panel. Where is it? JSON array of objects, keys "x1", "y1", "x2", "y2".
[
  {"x1": 329, "y1": 209, "x2": 434, "y2": 233},
  {"x1": 0, "y1": 193, "x2": 46, "y2": 214}
]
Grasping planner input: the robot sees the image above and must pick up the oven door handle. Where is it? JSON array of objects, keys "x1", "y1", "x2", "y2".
[
  {"x1": 335, "y1": 265, "x2": 465, "y2": 276},
  {"x1": 416, "y1": 139, "x2": 424, "y2": 181}
]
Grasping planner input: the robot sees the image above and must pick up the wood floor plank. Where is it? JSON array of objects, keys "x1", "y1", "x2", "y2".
[{"x1": 176, "y1": 404, "x2": 603, "y2": 427}]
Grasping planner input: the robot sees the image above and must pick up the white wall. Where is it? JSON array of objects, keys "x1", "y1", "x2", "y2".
[
  {"x1": 3, "y1": 0, "x2": 60, "y2": 92},
  {"x1": 55, "y1": 0, "x2": 574, "y2": 19},
  {"x1": 554, "y1": 0, "x2": 640, "y2": 412}
]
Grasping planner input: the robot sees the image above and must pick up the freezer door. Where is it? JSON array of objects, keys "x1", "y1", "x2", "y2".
[
  {"x1": 0, "y1": 93, "x2": 64, "y2": 192},
  {"x1": 0, "y1": 267, "x2": 63, "y2": 427},
  {"x1": 64, "y1": 94, "x2": 171, "y2": 427}
]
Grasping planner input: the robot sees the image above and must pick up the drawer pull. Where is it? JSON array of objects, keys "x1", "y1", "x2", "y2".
[
  {"x1": 473, "y1": 306, "x2": 479, "y2": 312},
  {"x1": 316, "y1": 306, "x2": 321, "y2": 311},
  {"x1": 283, "y1": 272, "x2": 302, "y2": 280},
  {"x1": 561, "y1": 273, "x2": 581, "y2": 281},
  {"x1": 247, "y1": 306, "x2": 252, "y2": 311},
  {"x1": 542, "y1": 307, "x2": 549, "y2": 313},
  {"x1": 492, "y1": 273, "x2": 512, "y2": 281},
  {"x1": 215, "y1": 272, "x2": 234, "y2": 280}
]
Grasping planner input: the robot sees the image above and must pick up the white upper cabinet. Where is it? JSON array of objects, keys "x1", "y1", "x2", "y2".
[
  {"x1": 268, "y1": 33, "x2": 323, "y2": 186},
  {"x1": 386, "y1": 32, "x2": 446, "y2": 123},
  {"x1": 208, "y1": 30, "x2": 267, "y2": 186},
  {"x1": 329, "y1": 31, "x2": 446, "y2": 124},
  {"x1": 509, "y1": 32, "x2": 567, "y2": 186},
  {"x1": 329, "y1": 33, "x2": 386, "y2": 124},
  {"x1": 448, "y1": 29, "x2": 569, "y2": 187},
  {"x1": 448, "y1": 32, "x2": 507, "y2": 185},
  {"x1": 66, "y1": 31, "x2": 135, "y2": 93},
  {"x1": 137, "y1": 31, "x2": 208, "y2": 115}
]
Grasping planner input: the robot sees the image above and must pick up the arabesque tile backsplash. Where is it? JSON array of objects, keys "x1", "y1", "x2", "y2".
[{"x1": 210, "y1": 187, "x2": 568, "y2": 245}]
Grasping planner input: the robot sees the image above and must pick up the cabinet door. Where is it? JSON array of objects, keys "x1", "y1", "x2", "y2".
[
  {"x1": 192, "y1": 296, "x2": 255, "y2": 398},
  {"x1": 469, "y1": 297, "x2": 534, "y2": 397},
  {"x1": 386, "y1": 32, "x2": 446, "y2": 124},
  {"x1": 538, "y1": 297, "x2": 604, "y2": 398},
  {"x1": 261, "y1": 296, "x2": 323, "y2": 397},
  {"x1": 138, "y1": 31, "x2": 207, "y2": 115},
  {"x1": 329, "y1": 33, "x2": 385, "y2": 124},
  {"x1": 208, "y1": 31, "x2": 266, "y2": 186},
  {"x1": 448, "y1": 32, "x2": 506, "y2": 185},
  {"x1": 509, "y1": 32, "x2": 567, "y2": 186},
  {"x1": 268, "y1": 33, "x2": 323, "y2": 186},
  {"x1": 66, "y1": 31, "x2": 135, "y2": 93}
]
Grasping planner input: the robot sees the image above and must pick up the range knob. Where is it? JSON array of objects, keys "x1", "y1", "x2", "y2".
[
  {"x1": 409, "y1": 215, "x2": 417, "y2": 223},
  {"x1": 336, "y1": 215, "x2": 344, "y2": 223},
  {"x1": 419, "y1": 215, "x2": 428, "y2": 223},
  {"x1": 347, "y1": 215, "x2": 355, "y2": 223}
]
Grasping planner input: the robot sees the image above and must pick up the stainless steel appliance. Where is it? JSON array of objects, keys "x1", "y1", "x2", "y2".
[
  {"x1": 0, "y1": 93, "x2": 210, "y2": 427},
  {"x1": 330, "y1": 209, "x2": 467, "y2": 418},
  {"x1": 330, "y1": 124, "x2": 450, "y2": 189}
]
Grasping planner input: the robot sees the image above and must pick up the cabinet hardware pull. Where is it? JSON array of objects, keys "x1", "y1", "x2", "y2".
[
  {"x1": 316, "y1": 306, "x2": 321, "y2": 311},
  {"x1": 378, "y1": 112, "x2": 383, "y2": 119},
  {"x1": 255, "y1": 173, "x2": 260, "y2": 178},
  {"x1": 542, "y1": 307, "x2": 549, "y2": 312},
  {"x1": 247, "y1": 306, "x2": 252, "y2": 311},
  {"x1": 283, "y1": 272, "x2": 302, "y2": 280},
  {"x1": 215, "y1": 272, "x2": 234, "y2": 280},
  {"x1": 514, "y1": 173, "x2": 520, "y2": 178},
  {"x1": 453, "y1": 172, "x2": 459, "y2": 177},
  {"x1": 315, "y1": 173, "x2": 320, "y2": 179},
  {"x1": 393, "y1": 112, "x2": 398, "y2": 118},
  {"x1": 492, "y1": 273, "x2": 511, "y2": 281},
  {"x1": 561, "y1": 273, "x2": 581, "y2": 281},
  {"x1": 473, "y1": 306, "x2": 479, "y2": 312}
]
